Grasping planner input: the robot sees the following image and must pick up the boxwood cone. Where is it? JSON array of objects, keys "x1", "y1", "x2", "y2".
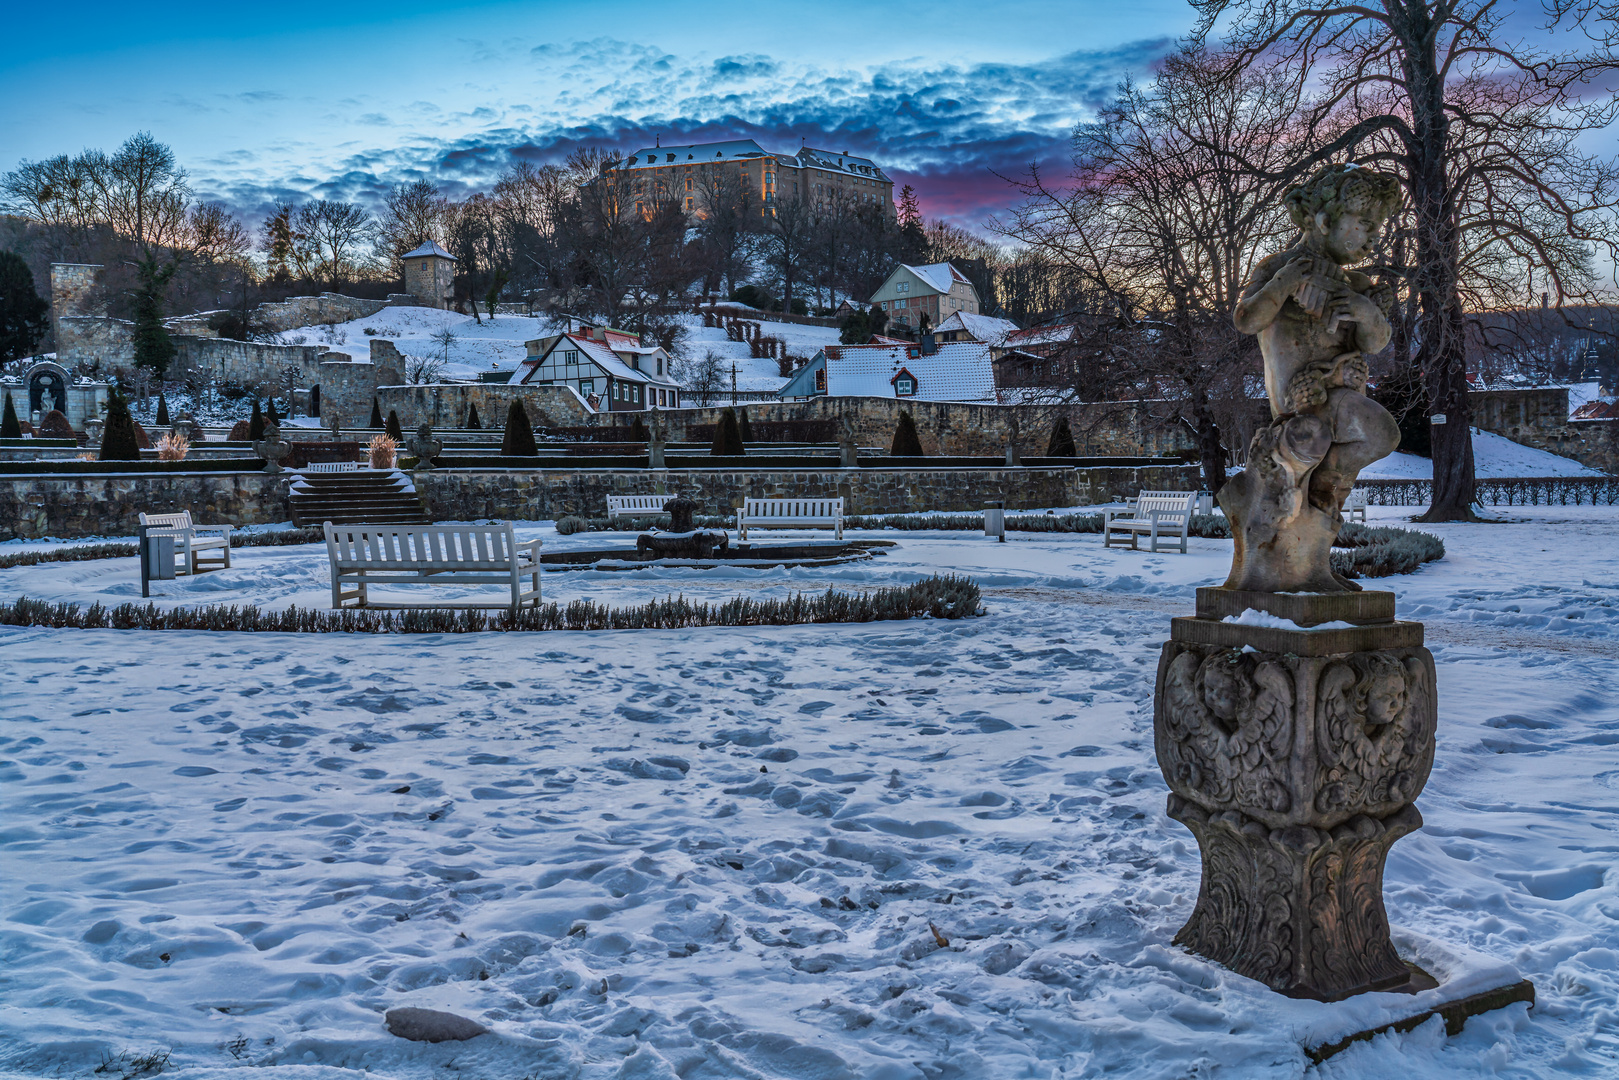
[
  {"x1": 466, "y1": 403, "x2": 481, "y2": 429},
  {"x1": 100, "y1": 390, "x2": 141, "y2": 461},
  {"x1": 891, "y1": 410, "x2": 924, "y2": 456},
  {"x1": 248, "y1": 400, "x2": 265, "y2": 442},
  {"x1": 0, "y1": 392, "x2": 19, "y2": 438},
  {"x1": 1046, "y1": 416, "x2": 1076, "y2": 457},
  {"x1": 711, "y1": 408, "x2": 744, "y2": 456},
  {"x1": 386, "y1": 410, "x2": 404, "y2": 441},
  {"x1": 267, "y1": 398, "x2": 281, "y2": 426},
  {"x1": 155, "y1": 394, "x2": 170, "y2": 427},
  {"x1": 502, "y1": 399, "x2": 537, "y2": 455},
  {"x1": 369, "y1": 399, "x2": 385, "y2": 428}
]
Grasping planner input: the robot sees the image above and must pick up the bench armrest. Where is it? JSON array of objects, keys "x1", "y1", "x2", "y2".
[{"x1": 516, "y1": 540, "x2": 542, "y2": 562}]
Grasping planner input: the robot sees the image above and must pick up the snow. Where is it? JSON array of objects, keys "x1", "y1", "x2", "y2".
[
  {"x1": 259, "y1": 306, "x2": 843, "y2": 395},
  {"x1": 1221, "y1": 608, "x2": 1357, "y2": 631},
  {"x1": 1359, "y1": 428, "x2": 1604, "y2": 479},
  {"x1": 2, "y1": 511, "x2": 1619, "y2": 1078}
]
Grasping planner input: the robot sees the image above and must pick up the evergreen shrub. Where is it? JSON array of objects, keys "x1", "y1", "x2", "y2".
[{"x1": 502, "y1": 399, "x2": 538, "y2": 455}]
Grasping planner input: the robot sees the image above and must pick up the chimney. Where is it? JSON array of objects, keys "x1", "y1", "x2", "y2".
[{"x1": 921, "y1": 333, "x2": 937, "y2": 356}]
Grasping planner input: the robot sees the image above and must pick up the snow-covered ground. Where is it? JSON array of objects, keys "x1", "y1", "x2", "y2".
[
  {"x1": 2, "y1": 506, "x2": 1618, "y2": 1079},
  {"x1": 1360, "y1": 428, "x2": 1603, "y2": 479},
  {"x1": 266, "y1": 306, "x2": 841, "y2": 393}
]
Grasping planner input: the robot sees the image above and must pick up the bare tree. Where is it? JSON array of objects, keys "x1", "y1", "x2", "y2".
[
  {"x1": 1192, "y1": 0, "x2": 1619, "y2": 520},
  {"x1": 673, "y1": 350, "x2": 727, "y2": 405},
  {"x1": 293, "y1": 200, "x2": 374, "y2": 289},
  {"x1": 375, "y1": 180, "x2": 447, "y2": 278},
  {"x1": 998, "y1": 49, "x2": 1305, "y2": 488}
]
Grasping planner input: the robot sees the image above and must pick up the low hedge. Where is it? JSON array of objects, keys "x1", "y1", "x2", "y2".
[
  {"x1": 1331, "y1": 523, "x2": 1445, "y2": 579},
  {"x1": 0, "y1": 458, "x2": 266, "y2": 475},
  {"x1": 0, "y1": 529, "x2": 325, "y2": 569},
  {"x1": 0, "y1": 574, "x2": 983, "y2": 633}
]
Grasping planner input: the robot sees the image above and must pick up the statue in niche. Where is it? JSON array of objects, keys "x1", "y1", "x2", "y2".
[{"x1": 1223, "y1": 164, "x2": 1403, "y2": 593}]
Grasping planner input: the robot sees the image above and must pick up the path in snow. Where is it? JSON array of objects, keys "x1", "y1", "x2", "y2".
[{"x1": 1, "y1": 510, "x2": 1617, "y2": 1078}]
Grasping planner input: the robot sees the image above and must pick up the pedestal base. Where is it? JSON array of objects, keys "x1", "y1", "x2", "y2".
[
  {"x1": 1169, "y1": 793, "x2": 1421, "y2": 1000},
  {"x1": 1155, "y1": 597, "x2": 1437, "y2": 1001}
]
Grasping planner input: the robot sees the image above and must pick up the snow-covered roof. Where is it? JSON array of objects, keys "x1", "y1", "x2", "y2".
[
  {"x1": 401, "y1": 241, "x2": 456, "y2": 261},
  {"x1": 618, "y1": 140, "x2": 772, "y2": 168},
  {"x1": 519, "y1": 332, "x2": 679, "y2": 388},
  {"x1": 820, "y1": 341, "x2": 996, "y2": 402},
  {"x1": 1004, "y1": 322, "x2": 1079, "y2": 347},
  {"x1": 793, "y1": 146, "x2": 887, "y2": 180},
  {"x1": 935, "y1": 310, "x2": 1019, "y2": 345},
  {"x1": 905, "y1": 262, "x2": 970, "y2": 295}
]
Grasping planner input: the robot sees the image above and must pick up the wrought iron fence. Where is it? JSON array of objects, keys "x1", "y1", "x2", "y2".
[{"x1": 1358, "y1": 476, "x2": 1619, "y2": 506}]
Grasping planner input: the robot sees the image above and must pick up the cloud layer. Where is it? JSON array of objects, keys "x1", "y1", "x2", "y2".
[{"x1": 194, "y1": 37, "x2": 1175, "y2": 232}]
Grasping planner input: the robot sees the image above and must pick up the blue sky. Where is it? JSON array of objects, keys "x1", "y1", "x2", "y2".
[{"x1": 2, "y1": 0, "x2": 1196, "y2": 230}]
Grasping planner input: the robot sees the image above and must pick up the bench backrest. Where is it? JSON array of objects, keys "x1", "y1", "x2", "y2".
[
  {"x1": 140, "y1": 511, "x2": 194, "y2": 530},
  {"x1": 1344, "y1": 489, "x2": 1368, "y2": 509},
  {"x1": 303, "y1": 462, "x2": 358, "y2": 474},
  {"x1": 742, "y1": 497, "x2": 843, "y2": 519},
  {"x1": 325, "y1": 522, "x2": 522, "y2": 569},
  {"x1": 606, "y1": 495, "x2": 670, "y2": 511},
  {"x1": 1133, "y1": 491, "x2": 1196, "y2": 518}
]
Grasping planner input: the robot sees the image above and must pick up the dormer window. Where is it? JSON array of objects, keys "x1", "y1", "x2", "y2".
[{"x1": 892, "y1": 367, "x2": 918, "y2": 396}]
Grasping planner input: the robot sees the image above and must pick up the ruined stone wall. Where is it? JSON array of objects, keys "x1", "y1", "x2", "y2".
[
  {"x1": 251, "y1": 293, "x2": 410, "y2": 335},
  {"x1": 376, "y1": 382, "x2": 595, "y2": 432},
  {"x1": 172, "y1": 336, "x2": 326, "y2": 391},
  {"x1": 0, "y1": 462, "x2": 1200, "y2": 539},
  {"x1": 1470, "y1": 387, "x2": 1617, "y2": 473},
  {"x1": 613, "y1": 397, "x2": 1204, "y2": 458},
  {"x1": 56, "y1": 316, "x2": 133, "y2": 368}
]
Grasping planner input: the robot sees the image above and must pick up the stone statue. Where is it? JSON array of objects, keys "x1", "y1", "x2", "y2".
[
  {"x1": 1151, "y1": 164, "x2": 1456, "y2": 1004},
  {"x1": 406, "y1": 422, "x2": 443, "y2": 470},
  {"x1": 327, "y1": 409, "x2": 342, "y2": 439},
  {"x1": 1004, "y1": 413, "x2": 1022, "y2": 467},
  {"x1": 1223, "y1": 163, "x2": 1403, "y2": 593},
  {"x1": 837, "y1": 413, "x2": 859, "y2": 469},
  {"x1": 648, "y1": 409, "x2": 667, "y2": 470}
]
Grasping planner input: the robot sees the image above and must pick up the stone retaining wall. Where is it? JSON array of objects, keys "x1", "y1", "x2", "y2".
[
  {"x1": 376, "y1": 383, "x2": 594, "y2": 432},
  {"x1": 0, "y1": 463, "x2": 1200, "y2": 540},
  {"x1": 1470, "y1": 386, "x2": 1617, "y2": 473}
]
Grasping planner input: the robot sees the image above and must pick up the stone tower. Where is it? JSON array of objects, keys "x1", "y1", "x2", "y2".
[{"x1": 402, "y1": 242, "x2": 456, "y2": 310}]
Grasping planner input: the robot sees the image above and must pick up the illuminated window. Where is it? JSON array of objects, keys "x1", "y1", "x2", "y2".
[{"x1": 814, "y1": 368, "x2": 827, "y2": 393}]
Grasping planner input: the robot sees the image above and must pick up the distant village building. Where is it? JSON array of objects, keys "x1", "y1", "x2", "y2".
[
  {"x1": 597, "y1": 139, "x2": 895, "y2": 221},
  {"x1": 402, "y1": 241, "x2": 457, "y2": 310},
  {"x1": 934, "y1": 310, "x2": 1019, "y2": 346},
  {"x1": 516, "y1": 324, "x2": 683, "y2": 411},
  {"x1": 779, "y1": 338, "x2": 996, "y2": 403},
  {"x1": 868, "y1": 263, "x2": 981, "y2": 335}
]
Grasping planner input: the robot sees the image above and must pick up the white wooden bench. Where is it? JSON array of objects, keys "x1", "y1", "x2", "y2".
[
  {"x1": 606, "y1": 494, "x2": 671, "y2": 520},
  {"x1": 736, "y1": 497, "x2": 844, "y2": 541},
  {"x1": 1344, "y1": 488, "x2": 1368, "y2": 523},
  {"x1": 1103, "y1": 491, "x2": 1196, "y2": 553},
  {"x1": 323, "y1": 522, "x2": 541, "y2": 610},
  {"x1": 301, "y1": 461, "x2": 358, "y2": 473},
  {"x1": 138, "y1": 511, "x2": 232, "y2": 575}
]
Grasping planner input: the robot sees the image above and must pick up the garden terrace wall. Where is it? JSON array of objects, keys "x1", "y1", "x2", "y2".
[{"x1": 0, "y1": 463, "x2": 1200, "y2": 540}]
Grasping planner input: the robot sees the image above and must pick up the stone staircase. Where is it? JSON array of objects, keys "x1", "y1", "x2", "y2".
[{"x1": 288, "y1": 469, "x2": 430, "y2": 527}]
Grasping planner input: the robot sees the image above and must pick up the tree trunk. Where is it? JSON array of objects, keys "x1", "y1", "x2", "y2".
[
  {"x1": 1188, "y1": 390, "x2": 1228, "y2": 493},
  {"x1": 1402, "y1": 15, "x2": 1477, "y2": 522}
]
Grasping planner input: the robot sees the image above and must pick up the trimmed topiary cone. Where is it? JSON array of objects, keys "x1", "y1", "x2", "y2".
[
  {"x1": 386, "y1": 410, "x2": 404, "y2": 441},
  {"x1": 1047, "y1": 416, "x2": 1076, "y2": 457},
  {"x1": 466, "y1": 403, "x2": 481, "y2": 429},
  {"x1": 891, "y1": 410, "x2": 924, "y2": 456},
  {"x1": 248, "y1": 400, "x2": 265, "y2": 442},
  {"x1": 711, "y1": 408, "x2": 744, "y2": 456},
  {"x1": 100, "y1": 391, "x2": 141, "y2": 461},
  {"x1": 155, "y1": 393, "x2": 170, "y2": 427},
  {"x1": 369, "y1": 398, "x2": 385, "y2": 429},
  {"x1": 502, "y1": 398, "x2": 537, "y2": 455},
  {"x1": 0, "y1": 392, "x2": 19, "y2": 438},
  {"x1": 267, "y1": 398, "x2": 281, "y2": 426}
]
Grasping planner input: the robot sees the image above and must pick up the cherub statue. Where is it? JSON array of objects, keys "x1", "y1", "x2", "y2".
[{"x1": 1223, "y1": 163, "x2": 1404, "y2": 592}]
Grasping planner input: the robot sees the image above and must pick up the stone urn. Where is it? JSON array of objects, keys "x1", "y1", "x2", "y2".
[
  {"x1": 171, "y1": 415, "x2": 199, "y2": 443},
  {"x1": 83, "y1": 417, "x2": 106, "y2": 445},
  {"x1": 406, "y1": 422, "x2": 443, "y2": 470},
  {"x1": 663, "y1": 496, "x2": 700, "y2": 532},
  {"x1": 253, "y1": 422, "x2": 292, "y2": 474}
]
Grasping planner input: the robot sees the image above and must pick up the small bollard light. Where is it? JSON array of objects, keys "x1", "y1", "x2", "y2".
[{"x1": 984, "y1": 503, "x2": 1005, "y2": 542}]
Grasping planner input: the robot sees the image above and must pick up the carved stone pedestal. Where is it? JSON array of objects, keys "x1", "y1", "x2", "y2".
[{"x1": 1155, "y1": 588, "x2": 1437, "y2": 1001}]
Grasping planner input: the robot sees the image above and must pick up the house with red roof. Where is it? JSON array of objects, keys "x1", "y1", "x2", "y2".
[{"x1": 515, "y1": 324, "x2": 683, "y2": 411}]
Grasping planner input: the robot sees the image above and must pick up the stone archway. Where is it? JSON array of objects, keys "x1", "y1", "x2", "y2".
[{"x1": 24, "y1": 361, "x2": 70, "y2": 417}]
